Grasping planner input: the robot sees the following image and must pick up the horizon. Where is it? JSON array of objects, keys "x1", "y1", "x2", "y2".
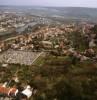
[
  {"x1": 0, "y1": 0, "x2": 97, "y2": 8},
  {"x1": 0, "y1": 5, "x2": 97, "y2": 9}
]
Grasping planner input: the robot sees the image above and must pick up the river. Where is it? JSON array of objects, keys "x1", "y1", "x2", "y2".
[
  {"x1": 0, "y1": 22, "x2": 37, "y2": 36},
  {"x1": 16, "y1": 22, "x2": 37, "y2": 33}
]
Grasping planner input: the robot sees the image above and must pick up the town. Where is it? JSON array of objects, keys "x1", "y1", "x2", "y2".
[{"x1": 0, "y1": 6, "x2": 97, "y2": 100}]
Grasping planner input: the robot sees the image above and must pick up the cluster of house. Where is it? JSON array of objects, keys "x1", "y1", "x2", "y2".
[
  {"x1": 64, "y1": 48, "x2": 96, "y2": 63},
  {"x1": 0, "y1": 12, "x2": 26, "y2": 33},
  {"x1": 0, "y1": 76, "x2": 36, "y2": 99},
  {"x1": 0, "y1": 24, "x2": 73, "y2": 52},
  {"x1": 64, "y1": 24, "x2": 97, "y2": 62},
  {"x1": 0, "y1": 23, "x2": 96, "y2": 64},
  {"x1": 0, "y1": 11, "x2": 56, "y2": 36}
]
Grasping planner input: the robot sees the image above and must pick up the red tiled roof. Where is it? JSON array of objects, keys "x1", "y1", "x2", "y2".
[{"x1": 0, "y1": 86, "x2": 17, "y2": 96}]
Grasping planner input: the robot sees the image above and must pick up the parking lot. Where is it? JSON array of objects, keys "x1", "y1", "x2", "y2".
[{"x1": 0, "y1": 49, "x2": 42, "y2": 65}]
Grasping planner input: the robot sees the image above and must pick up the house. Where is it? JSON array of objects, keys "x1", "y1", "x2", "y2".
[{"x1": 41, "y1": 41, "x2": 53, "y2": 49}]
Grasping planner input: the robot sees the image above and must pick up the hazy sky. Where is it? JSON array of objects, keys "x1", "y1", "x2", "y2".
[{"x1": 0, "y1": 0, "x2": 97, "y2": 8}]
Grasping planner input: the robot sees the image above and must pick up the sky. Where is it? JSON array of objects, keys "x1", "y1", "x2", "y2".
[{"x1": 0, "y1": 0, "x2": 97, "y2": 8}]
